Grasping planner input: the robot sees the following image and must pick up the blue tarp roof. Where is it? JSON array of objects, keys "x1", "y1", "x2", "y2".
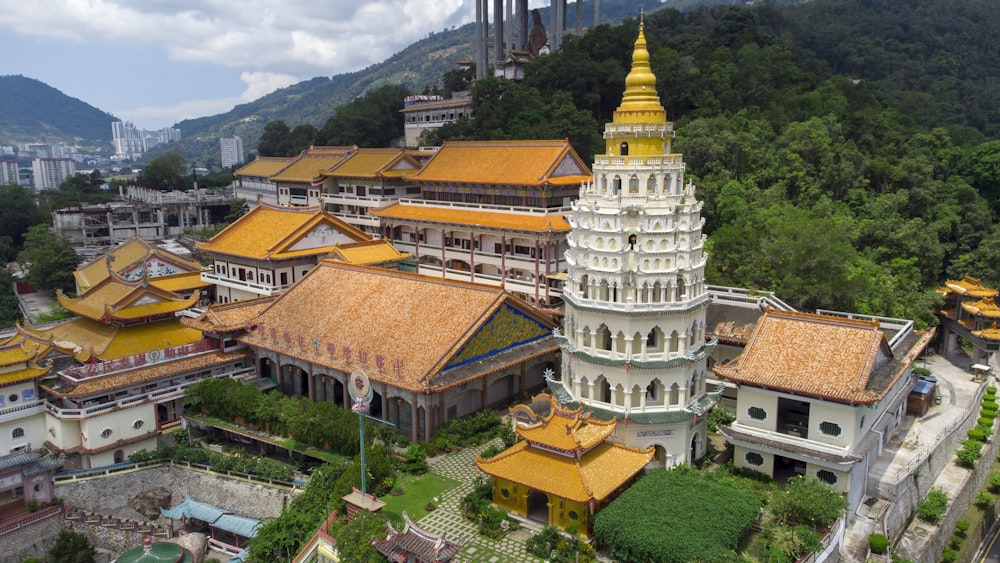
[
  {"x1": 912, "y1": 379, "x2": 936, "y2": 395},
  {"x1": 160, "y1": 496, "x2": 261, "y2": 539}
]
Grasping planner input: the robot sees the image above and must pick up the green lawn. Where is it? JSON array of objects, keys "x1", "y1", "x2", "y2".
[{"x1": 381, "y1": 473, "x2": 460, "y2": 525}]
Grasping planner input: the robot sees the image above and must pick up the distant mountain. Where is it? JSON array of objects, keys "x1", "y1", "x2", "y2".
[
  {"x1": 157, "y1": 0, "x2": 690, "y2": 166},
  {"x1": 0, "y1": 75, "x2": 117, "y2": 149}
]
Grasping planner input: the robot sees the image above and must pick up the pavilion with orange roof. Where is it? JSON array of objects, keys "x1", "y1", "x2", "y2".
[
  {"x1": 234, "y1": 156, "x2": 296, "y2": 204},
  {"x1": 371, "y1": 139, "x2": 590, "y2": 306},
  {"x1": 197, "y1": 202, "x2": 372, "y2": 304},
  {"x1": 935, "y1": 275, "x2": 1000, "y2": 366},
  {"x1": 72, "y1": 235, "x2": 206, "y2": 296},
  {"x1": 475, "y1": 394, "x2": 653, "y2": 536}
]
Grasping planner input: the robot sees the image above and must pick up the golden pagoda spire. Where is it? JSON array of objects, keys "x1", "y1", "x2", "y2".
[{"x1": 617, "y1": 12, "x2": 663, "y2": 113}]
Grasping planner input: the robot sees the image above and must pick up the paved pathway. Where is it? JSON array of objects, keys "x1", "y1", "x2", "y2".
[{"x1": 416, "y1": 439, "x2": 545, "y2": 563}]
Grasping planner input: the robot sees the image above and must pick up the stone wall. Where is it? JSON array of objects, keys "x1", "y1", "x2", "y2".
[
  {"x1": 55, "y1": 465, "x2": 295, "y2": 521},
  {"x1": 0, "y1": 511, "x2": 63, "y2": 562}
]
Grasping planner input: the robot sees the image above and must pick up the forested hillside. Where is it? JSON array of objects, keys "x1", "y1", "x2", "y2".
[
  {"x1": 412, "y1": 0, "x2": 1000, "y2": 326},
  {"x1": 0, "y1": 75, "x2": 116, "y2": 148}
]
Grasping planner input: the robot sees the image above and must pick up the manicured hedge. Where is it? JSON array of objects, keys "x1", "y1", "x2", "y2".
[{"x1": 594, "y1": 467, "x2": 761, "y2": 562}]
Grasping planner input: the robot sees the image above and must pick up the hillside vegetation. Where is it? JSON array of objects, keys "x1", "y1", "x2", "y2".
[{"x1": 0, "y1": 75, "x2": 116, "y2": 149}]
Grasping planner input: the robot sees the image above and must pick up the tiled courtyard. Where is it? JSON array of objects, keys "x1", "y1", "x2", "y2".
[{"x1": 415, "y1": 440, "x2": 546, "y2": 563}]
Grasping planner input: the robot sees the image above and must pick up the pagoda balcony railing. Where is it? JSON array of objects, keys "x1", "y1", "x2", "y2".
[
  {"x1": 46, "y1": 367, "x2": 255, "y2": 419},
  {"x1": 602, "y1": 123, "x2": 674, "y2": 137},
  {"x1": 62, "y1": 340, "x2": 216, "y2": 381},
  {"x1": 593, "y1": 155, "x2": 684, "y2": 167},
  {"x1": 393, "y1": 242, "x2": 561, "y2": 270},
  {"x1": 707, "y1": 285, "x2": 797, "y2": 312},
  {"x1": 566, "y1": 292, "x2": 711, "y2": 314},
  {"x1": 0, "y1": 400, "x2": 44, "y2": 424},
  {"x1": 413, "y1": 264, "x2": 562, "y2": 297},
  {"x1": 201, "y1": 272, "x2": 280, "y2": 296},
  {"x1": 322, "y1": 193, "x2": 406, "y2": 207}
]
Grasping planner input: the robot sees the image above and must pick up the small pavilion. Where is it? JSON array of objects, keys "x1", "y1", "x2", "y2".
[
  {"x1": 160, "y1": 496, "x2": 261, "y2": 553},
  {"x1": 374, "y1": 511, "x2": 463, "y2": 562},
  {"x1": 475, "y1": 394, "x2": 653, "y2": 535},
  {"x1": 936, "y1": 275, "x2": 1000, "y2": 365}
]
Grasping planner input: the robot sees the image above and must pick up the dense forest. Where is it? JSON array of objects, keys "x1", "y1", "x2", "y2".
[
  {"x1": 261, "y1": 0, "x2": 1000, "y2": 328},
  {"x1": 0, "y1": 75, "x2": 117, "y2": 148}
]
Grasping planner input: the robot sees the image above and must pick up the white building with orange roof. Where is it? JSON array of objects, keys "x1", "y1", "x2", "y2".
[
  {"x1": 315, "y1": 148, "x2": 423, "y2": 235},
  {"x1": 197, "y1": 203, "x2": 371, "y2": 304},
  {"x1": 0, "y1": 333, "x2": 52, "y2": 455},
  {"x1": 714, "y1": 308, "x2": 934, "y2": 515},
  {"x1": 233, "y1": 156, "x2": 296, "y2": 204},
  {"x1": 371, "y1": 139, "x2": 591, "y2": 306},
  {"x1": 236, "y1": 260, "x2": 560, "y2": 442},
  {"x1": 271, "y1": 146, "x2": 356, "y2": 207},
  {"x1": 400, "y1": 92, "x2": 473, "y2": 148}
]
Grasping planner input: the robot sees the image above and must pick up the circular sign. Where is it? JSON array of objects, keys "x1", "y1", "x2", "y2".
[{"x1": 349, "y1": 369, "x2": 372, "y2": 405}]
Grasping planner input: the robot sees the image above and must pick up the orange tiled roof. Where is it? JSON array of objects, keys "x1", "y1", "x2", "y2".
[
  {"x1": 974, "y1": 323, "x2": 1000, "y2": 342},
  {"x1": 235, "y1": 156, "x2": 296, "y2": 178},
  {"x1": 713, "y1": 309, "x2": 890, "y2": 404},
  {"x1": 57, "y1": 276, "x2": 198, "y2": 322},
  {"x1": 0, "y1": 365, "x2": 49, "y2": 386},
  {"x1": 239, "y1": 261, "x2": 556, "y2": 392},
  {"x1": 0, "y1": 332, "x2": 46, "y2": 367},
  {"x1": 327, "y1": 240, "x2": 412, "y2": 265},
  {"x1": 270, "y1": 146, "x2": 355, "y2": 184},
  {"x1": 23, "y1": 317, "x2": 202, "y2": 363},
  {"x1": 940, "y1": 275, "x2": 999, "y2": 299},
  {"x1": 476, "y1": 440, "x2": 653, "y2": 503},
  {"x1": 182, "y1": 297, "x2": 275, "y2": 333},
  {"x1": 149, "y1": 271, "x2": 211, "y2": 293},
  {"x1": 73, "y1": 236, "x2": 202, "y2": 293},
  {"x1": 54, "y1": 350, "x2": 250, "y2": 398},
  {"x1": 962, "y1": 298, "x2": 1000, "y2": 319},
  {"x1": 371, "y1": 202, "x2": 571, "y2": 233},
  {"x1": 196, "y1": 203, "x2": 370, "y2": 260},
  {"x1": 404, "y1": 140, "x2": 592, "y2": 187},
  {"x1": 318, "y1": 148, "x2": 420, "y2": 181},
  {"x1": 518, "y1": 401, "x2": 616, "y2": 452}
]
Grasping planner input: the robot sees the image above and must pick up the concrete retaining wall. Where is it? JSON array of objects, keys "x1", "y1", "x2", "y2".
[
  {"x1": 55, "y1": 465, "x2": 294, "y2": 521},
  {"x1": 0, "y1": 511, "x2": 63, "y2": 562}
]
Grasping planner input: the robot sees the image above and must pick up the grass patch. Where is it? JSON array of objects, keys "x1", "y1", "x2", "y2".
[{"x1": 381, "y1": 472, "x2": 459, "y2": 525}]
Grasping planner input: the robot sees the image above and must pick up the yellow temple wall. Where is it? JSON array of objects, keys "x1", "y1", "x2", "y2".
[
  {"x1": 550, "y1": 496, "x2": 589, "y2": 536},
  {"x1": 492, "y1": 478, "x2": 528, "y2": 516}
]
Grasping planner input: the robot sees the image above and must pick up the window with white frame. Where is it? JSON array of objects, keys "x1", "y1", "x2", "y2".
[
  {"x1": 819, "y1": 421, "x2": 842, "y2": 437},
  {"x1": 12, "y1": 427, "x2": 24, "y2": 439}
]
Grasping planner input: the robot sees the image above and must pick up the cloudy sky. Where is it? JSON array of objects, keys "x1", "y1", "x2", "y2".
[{"x1": 0, "y1": 1, "x2": 544, "y2": 130}]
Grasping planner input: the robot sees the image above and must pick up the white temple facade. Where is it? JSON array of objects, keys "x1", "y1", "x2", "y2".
[{"x1": 550, "y1": 21, "x2": 721, "y2": 467}]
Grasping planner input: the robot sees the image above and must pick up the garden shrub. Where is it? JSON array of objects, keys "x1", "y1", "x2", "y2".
[
  {"x1": 979, "y1": 417, "x2": 995, "y2": 428},
  {"x1": 950, "y1": 534, "x2": 963, "y2": 549},
  {"x1": 594, "y1": 468, "x2": 761, "y2": 562},
  {"x1": 770, "y1": 476, "x2": 847, "y2": 529},
  {"x1": 707, "y1": 408, "x2": 736, "y2": 432},
  {"x1": 989, "y1": 472, "x2": 1000, "y2": 492},
  {"x1": 957, "y1": 439, "x2": 983, "y2": 467},
  {"x1": 968, "y1": 428, "x2": 987, "y2": 442},
  {"x1": 989, "y1": 386, "x2": 999, "y2": 394},
  {"x1": 984, "y1": 400, "x2": 999, "y2": 412},
  {"x1": 976, "y1": 492, "x2": 994, "y2": 508},
  {"x1": 982, "y1": 408, "x2": 997, "y2": 419},
  {"x1": 402, "y1": 444, "x2": 428, "y2": 475},
  {"x1": 868, "y1": 533, "x2": 888, "y2": 555},
  {"x1": 461, "y1": 476, "x2": 493, "y2": 520},
  {"x1": 916, "y1": 489, "x2": 948, "y2": 523},
  {"x1": 956, "y1": 519, "x2": 970, "y2": 535},
  {"x1": 942, "y1": 548, "x2": 957, "y2": 562}
]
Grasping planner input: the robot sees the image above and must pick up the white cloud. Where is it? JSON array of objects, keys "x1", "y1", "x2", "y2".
[{"x1": 240, "y1": 72, "x2": 299, "y2": 102}]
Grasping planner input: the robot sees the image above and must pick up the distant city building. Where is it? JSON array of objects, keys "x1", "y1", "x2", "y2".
[
  {"x1": 0, "y1": 159, "x2": 18, "y2": 186},
  {"x1": 18, "y1": 143, "x2": 69, "y2": 159},
  {"x1": 112, "y1": 122, "x2": 180, "y2": 160},
  {"x1": 112, "y1": 121, "x2": 146, "y2": 160},
  {"x1": 31, "y1": 157, "x2": 76, "y2": 190},
  {"x1": 220, "y1": 136, "x2": 245, "y2": 169}
]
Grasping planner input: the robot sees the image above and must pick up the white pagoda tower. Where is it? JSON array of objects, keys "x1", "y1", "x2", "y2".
[{"x1": 550, "y1": 20, "x2": 721, "y2": 467}]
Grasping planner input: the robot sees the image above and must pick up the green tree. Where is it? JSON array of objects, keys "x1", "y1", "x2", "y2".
[
  {"x1": 17, "y1": 224, "x2": 79, "y2": 292},
  {"x1": 331, "y1": 510, "x2": 388, "y2": 563},
  {"x1": 224, "y1": 199, "x2": 249, "y2": 224},
  {"x1": 0, "y1": 184, "x2": 43, "y2": 248},
  {"x1": 257, "y1": 120, "x2": 293, "y2": 157},
  {"x1": 48, "y1": 529, "x2": 96, "y2": 563},
  {"x1": 0, "y1": 271, "x2": 21, "y2": 327},
  {"x1": 318, "y1": 84, "x2": 410, "y2": 148},
  {"x1": 140, "y1": 150, "x2": 188, "y2": 191},
  {"x1": 770, "y1": 476, "x2": 847, "y2": 530}
]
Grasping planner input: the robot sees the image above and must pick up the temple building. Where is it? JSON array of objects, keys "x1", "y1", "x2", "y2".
[
  {"x1": 233, "y1": 156, "x2": 295, "y2": 204},
  {"x1": 547, "y1": 21, "x2": 720, "y2": 465},
  {"x1": 714, "y1": 308, "x2": 934, "y2": 515},
  {"x1": 72, "y1": 235, "x2": 206, "y2": 296},
  {"x1": 234, "y1": 260, "x2": 560, "y2": 442},
  {"x1": 375, "y1": 512, "x2": 463, "y2": 562},
  {"x1": 372, "y1": 139, "x2": 591, "y2": 306},
  {"x1": 272, "y1": 146, "x2": 355, "y2": 207},
  {"x1": 936, "y1": 275, "x2": 1000, "y2": 366},
  {"x1": 316, "y1": 148, "x2": 423, "y2": 236},
  {"x1": 197, "y1": 203, "x2": 371, "y2": 303},
  {"x1": 476, "y1": 394, "x2": 653, "y2": 535}
]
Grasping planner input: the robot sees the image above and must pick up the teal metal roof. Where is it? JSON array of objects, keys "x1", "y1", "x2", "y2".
[{"x1": 160, "y1": 496, "x2": 261, "y2": 539}]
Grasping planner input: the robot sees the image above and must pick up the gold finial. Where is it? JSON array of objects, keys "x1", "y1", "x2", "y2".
[{"x1": 616, "y1": 15, "x2": 663, "y2": 113}]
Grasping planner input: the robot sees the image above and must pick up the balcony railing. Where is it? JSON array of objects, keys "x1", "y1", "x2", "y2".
[
  {"x1": 0, "y1": 400, "x2": 44, "y2": 424},
  {"x1": 201, "y1": 272, "x2": 279, "y2": 295}
]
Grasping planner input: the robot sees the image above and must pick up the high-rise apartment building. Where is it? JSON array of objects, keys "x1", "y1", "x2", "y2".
[
  {"x1": 220, "y1": 137, "x2": 245, "y2": 168},
  {"x1": 0, "y1": 160, "x2": 18, "y2": 186},
  {"x1": 31, "y1": 157, "x2": 76, "y2": 190},
  {"x1": 112, "y1": 121, "x2": 146, "y2": 160}
]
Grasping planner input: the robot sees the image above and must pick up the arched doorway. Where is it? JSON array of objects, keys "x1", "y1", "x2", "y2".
[
  {"x1": 690, "y1": 434, "x2": 700, "y2": 463},
  {"x1": 114, "y1": 450, "x2": 125, "y2": 463},
  {"x1": 528, "y1": 489, "x2": 549, "y2": 523},
  {"x1": 259, "y1": 357, "x2": 272, "y2": 379}
]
